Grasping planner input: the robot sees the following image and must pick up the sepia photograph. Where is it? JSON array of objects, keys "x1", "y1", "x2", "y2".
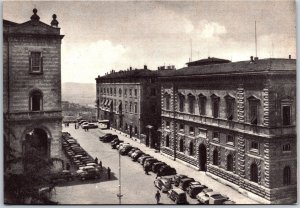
[{"x1": 3, "y1": 0, "x2": 296, "y2": 205}]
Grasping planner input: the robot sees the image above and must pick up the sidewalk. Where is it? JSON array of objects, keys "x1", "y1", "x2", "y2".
[{"x1": 101, "y1": 126, "x2": 258, "y2": 204}]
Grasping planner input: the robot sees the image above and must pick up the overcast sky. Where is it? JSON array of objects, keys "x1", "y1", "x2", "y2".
[{"x1": 3, "y1": 1, "x2": 296, "y2": 83}]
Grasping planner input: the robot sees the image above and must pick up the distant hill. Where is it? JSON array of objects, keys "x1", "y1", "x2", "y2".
[{"x1": 62, "y1": 82, "x2": 96, "y2": 106}]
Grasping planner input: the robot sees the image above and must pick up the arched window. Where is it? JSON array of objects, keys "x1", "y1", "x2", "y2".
[
  {"x1": 227, "y1": 154, "x2": 233, "y2": 171},
  {"x1": 283, "y1": 166, "x2": 291, "y2": 185},
  {"x1": 189, "y1": 141, "x2": 194, "y2": 156},
  {"x1": 213, "y1": 149, "x2": 218, "y2": 165},
  {"x1": 225, "y1": 95, "x2": 235, "y2": 120},
  {"x1": 250, "y1": 163, "x2": 258, "y2": 183},
  {"x1": 179, "y1": 139, "x2": 184, "y2": 152},
  {"x1": 166, "y1": 135, "x2": 170, "y2": 147},
  {"x1": 119, "y1": 88, "x2": 122, "y2": 97},
  {"x1": 179, "y1": 94, "x2": 185, "y2": 112},
  {"x1": 30, "y1": 90, "x2": 43, "y2": 111},
  {"x1": 188, "y1": 94, "x2": 195, "y2": 114}
]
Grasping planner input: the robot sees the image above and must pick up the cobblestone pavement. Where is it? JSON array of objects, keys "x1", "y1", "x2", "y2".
[{"x1": 96, "y1": 124, "x2": 258, "y2": 204}]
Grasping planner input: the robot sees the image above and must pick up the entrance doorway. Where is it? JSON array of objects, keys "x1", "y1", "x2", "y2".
[
  {"x1": 199, "y1": 144, "x2": 207, "y2": 171},
  {"x1": 129, "y1": 125, "x2": 133, "y2": 138}
]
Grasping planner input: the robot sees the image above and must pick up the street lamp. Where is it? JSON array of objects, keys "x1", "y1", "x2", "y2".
[{"x1": 117, "y1": 150, "x2": 123, "y2": 204}]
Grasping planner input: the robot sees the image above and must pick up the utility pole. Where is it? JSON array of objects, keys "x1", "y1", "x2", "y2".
[
  {"x1": 117, "y1": 150, "x2": 123, "y2": 204},
  {"x1": 255, "y1": 20, "x2": 257, "y2": 57}
]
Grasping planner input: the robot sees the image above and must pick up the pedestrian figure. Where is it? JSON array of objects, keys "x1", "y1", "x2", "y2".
[
  {"x1": 99, "y1": 161, "x2": 102, "y2": 169},
  {"x1": 155, "y1": 191, "x2": 161, "y2": 204},
  {"x1": 95, "y1": 157, "x2": 98, "y2": 164},
  {"x1": 144, "y1": 166, "x2": 149, "y2": 175},
  {"x1": 156, "y1": 172, "x2": 161, "y2": 179},
  {"x1": 66, "y1": 163, "x2": 70, "y2": 170},
  {"x1": 107, "y1": 167, "x2": 111, "y2": 179}
]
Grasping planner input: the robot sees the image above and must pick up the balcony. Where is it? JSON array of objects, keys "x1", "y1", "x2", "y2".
[
  {"x1": 161, "y1": 109, "x2": 296, "y2": 137},
  {"x1": 5, "y1": 110, "x2": 62, "y2": 121}
]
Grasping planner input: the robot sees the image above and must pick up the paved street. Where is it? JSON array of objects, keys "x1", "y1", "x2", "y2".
[
  {"x1": 52, "y1": 124, "x2": 188, "y2": 204},
  {"x1": 52, "y1": 124, "x2": 257, "y2": 204}
]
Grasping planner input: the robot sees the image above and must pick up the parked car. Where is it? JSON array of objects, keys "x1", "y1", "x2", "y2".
[
  {"x1": 78, "y1": 120, "x2": 87, "y2": 125},
  {"x1": 127, "y1": 148, "x2": 139, "y2": 157},
  {"x1": 99, "y1": 134, "x2": 118, "y2": 142},
  {"x1": 142, "y1": 157, "x2": 156, "y2": 166},
  {"x1": 81, "y1": 122, "x2": 89, "y2": 127},
  {"x1": 167, "y1": 188, "x2": 188, "y2": 204},
  {"x1": 144, "y1": 159, "x2": 159, "y2": 171},
  {"x1": 152, "y1": 162, "x2": 167, "y2": 173},
  {"x1": 120, "y1": 146, "x2": 133, "y2": 155},
  {"x1": 179, "y1": 177, "x2": 195, "y2": 191},
  {"x1": 77, "y1": 166, "x2": 101, "y2": 181},
  {"x1": 154, "y1": 178, "x2": 172, "y2": 192},
  {"x1": 158, "y1": 165, "x2": 177, "y2": 176},
  {"x1": 174, "y1": 174, "x2": 188, "y2": 187},
  {"x1": 186, "y1": 182, "x2": 207, "y2": 198},
  {"x1": 137, "y1": 155, "x2": 151, "y2": 164},
  {"x1": 197, "y1": 191, "x2": 228, "y2": 204},
  {"x1": 223, "y1": 200, "x2": 236, "y2": 204},
  {"x1": 50, "y1": 170, "x2": 74, "y2": 182},
  {"x1": 111, "y1": 140, "x2": 124, "y2": 149},
  {"x1": 132, "y1": 151, "x2": 144, "y2": 161},
  {"x1": 196, "y1": 188, "x2": 213, "y2": 203},
  {"x1": 82, "y1": 123, "x2": 98, "y2": 129}
]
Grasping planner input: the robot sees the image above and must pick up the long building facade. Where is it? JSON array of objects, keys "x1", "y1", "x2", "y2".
[
  {"x1": 3, "y1": 9, "x2": 64, "y2": 173},
  {"x1": 95, "y1": 66, "x2": 162, "y2": 147},
  {"x1": 159, "y1": 57, "x2": 296, "y2": 204}
]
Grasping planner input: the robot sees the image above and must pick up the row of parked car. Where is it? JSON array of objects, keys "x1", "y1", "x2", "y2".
[
  {"x1": 60, "y1": 132, "x2": 101, "y2": 181},
  {"x1": 99, "y1": 133, "x2": 177, "y2": 177},
  {"x1": 154, "y1": 174, "x2": 235, "y2": 204},
  {"x1": 78, "y1": 119, "x2": 98, "y2": 129}
]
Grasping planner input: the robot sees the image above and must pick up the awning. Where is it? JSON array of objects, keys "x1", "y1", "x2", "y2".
[
  {"x1": 146, "y1": 125, "x2": 154, "y2": 129},
  {"x1": 104, "y1": 100, "x2": 109, "y2": 106},
  {"x1": 101, "y1": 99, "x2": 105, "y2": 105}
]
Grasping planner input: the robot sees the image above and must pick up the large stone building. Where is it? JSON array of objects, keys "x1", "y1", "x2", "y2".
[
  {"x1": 3, "y1": 9, "x2": 64, "y2": 173},
  {"x1": 95, "y1": 66, "x2": 162, "y2": 147},
  {"x1": 159, "y1": 57, "x2": 296, "y2": 204}
]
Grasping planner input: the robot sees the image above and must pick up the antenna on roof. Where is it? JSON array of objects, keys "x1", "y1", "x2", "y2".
[
  {"x1": 190, "y1": 39, "x2": 193, "y2": 62},
  {"x1": 255, "y1": 20, "x2": 258, "y2": 57},
  {"x1": 271, "y1": 40, "x2": 274, "y2": 58}
]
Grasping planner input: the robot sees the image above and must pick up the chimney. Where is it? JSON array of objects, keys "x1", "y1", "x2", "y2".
[
  {"x1": 130, "y1": 67, "x2": 132, "y2": 71},
  {"x1": 250, "y1": 56, "x2": 254, "y2": 62},
  {"x1": 254, "y1": 57, "x2": 259, "y2": 61},
  {"x1": 289, "y1": 55, "x2": 291, "y2": 59},
  {"x1": 144, "y1": 65, "x2": 147, "y2": 70}
]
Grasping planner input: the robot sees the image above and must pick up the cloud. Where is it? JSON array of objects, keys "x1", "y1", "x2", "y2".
[
  {"x1": 62, "y1": 40, "x2": 128, "y2": 83},
  {"x1": 199, "y1": 21, "x2": 227, "y2": 38}
]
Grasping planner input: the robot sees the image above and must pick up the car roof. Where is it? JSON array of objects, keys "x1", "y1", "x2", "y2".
[
  {"x1": 190, "y1": 181, "x2": 201, "y2": 185},
  {"x1": 207, "y1": 192, "x2": 221, "y2": 196},
  {"x1": 181, "y1": 178, "x2": 194, "y2": 182},
  {"x1": 172, "y1": 188, "x2": 185, "y2": 194}
]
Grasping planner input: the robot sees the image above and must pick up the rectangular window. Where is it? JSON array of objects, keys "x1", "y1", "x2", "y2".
[
  {"x1": 212, "y1": 132, "x2": 219, "y2": 142},
  {"x1": 125, "y1": 102, "x2": 128, "y2": 113},
  {"x1": 226, "y1": 135, "x2": 234, "y2": 145},
  {"x1": 179, "y1": 124, "x2": 184, "y2": 132},
  {"x1": 249, "y1": 101, "x2": 259, "y2": 125},
  {"x1": 179, "y1": 95, "x2": 184, "y2": 112},
  {"x1": 151, "y1": 104, "x2": 156, "y2": 113},
  {"x1": 250, "y1": 141, "x2": 259, "y2": 152},
  {"x1": 166, "y1": 96, "x2": 170, "y2": 110},
  {"x1": 129, "y1": 102, "x2": 133, "y2": 112},
  {"x1": 124, "y1": 89, "x2": 127, "y2": 97},
  {"x1": 129, "y1": 89, "x2": 132, "y2": 96},
  {"x1": 282, "y1": 106, "x2": 291, "y2": 126},
  {"x1": 30, "y1": 52, "x2": 42, "y2": 73},
  {"x1": 134, "y1": 89, "x2": 138, "y2": 97},
  {"x1": 134, "y1": 103, "x2": 138, "y2": 113},
  {"x1": 166, "y1": 121, "x2": 170, "y2": 129},
  {"x1": 189, "y1": 126, "x2": 194, "y2": 135},
  {"x1": 150, "y1": 88, "x2": 156, "y2": 96},
  {"x1": 212, "y1": 99, "x2": 219, "y2": 118},
  {"x1": 226, "y1": 99, "x2": 235, "y2": 120},
  {"x1": 114, "y1": 88, "x2": 116, "y2": 96},
  {"x1": 282, "y1": 143, "x2": 291, "y2": 152},
  {"x1": 199, "y1": 96, "x2": 206, "y2": 115}
]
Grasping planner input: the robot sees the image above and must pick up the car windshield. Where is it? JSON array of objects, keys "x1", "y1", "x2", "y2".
[
  {"x1": 178, "y1": 194, "x2": 186, "y2": 200},
  {"x1": 211, "y1": 194, "x2": 224, "y2": 199}
]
